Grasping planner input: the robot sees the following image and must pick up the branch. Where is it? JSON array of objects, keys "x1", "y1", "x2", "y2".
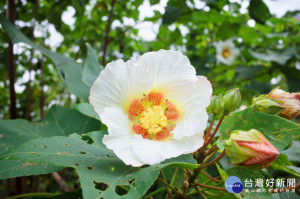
[
  {"x1": 51, "y1": 172, "x2": 70, "y2": 193},
  {"x1": 203, "y1": 113, "x2": 226, "y2": 148},
  {"x1": 200, "y1": 171, "x2": 222, "y2": 183},
  {"x1": 157, "y1": 177, "x2": 181, "y2": 196},
  {"x1": 194, "y1": 186, "x2": 208, "y2": 199},
  {"x1": 194, "y1": 182, "x2": 226, "y2": 191},
  {"x1": 102, "y1": 0, "x2": 116, "y2": 66},
  {"x1": 204, "y1": 114, "x2": 215, "y2": 141},
  {"x1": 198, "y1": 150, "x2": 225, "y2": 170}
]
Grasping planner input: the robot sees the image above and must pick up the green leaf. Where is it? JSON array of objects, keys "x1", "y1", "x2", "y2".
[
  {"x1": 0, "y1": 105, "x2": 101, "y2": 179},
  {"x1": 73, "y1": 103, "x2": 100, "y2": 120},
  {"x1": 219, "y1": 108, "x2": 300, "y2": 150},
  {"x1": 1, "y1": 131, "x2": 197, "y2": 199},
  {"x1": 215, "y1": 163, "x2": 228, "y2": 182},
  {"x1": 82, "y1": 43, "x2": 104, "y2": 88},
  {"x1": 248, "y1": 0, "x2": 271, "y2": 24},
  {"x1": 249, "y1": 48, "x2": 295, "y2": 65},
  {"x1": 270, "y1": 154, "x2": 300, "y2": 177},
  {"x1": 271, "y1": 154, "x2": 300, "y2": 177},
  {"x1": 226, "y1": 167, "x2": 272, "y2": 199},
  {"x1": 0, "y1": 14, "x2": 90, "y2": 100},
  {"x1": 0, "y1": 105, "x2": 101, "y2": 154},
  {"x1": 0, "y1": 160, "x2": 62, "y2": 180},
  {"x1": 281, "y1": 141, "x2": 300, "y2": 163}
]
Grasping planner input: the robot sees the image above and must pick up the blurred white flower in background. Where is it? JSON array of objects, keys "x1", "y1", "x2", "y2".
[
  {"x1": 89, "y1": 50, "x2": 212, "y2": 167},
  {"x1": 215, "y1": 39, "x2": 240, "y2": 65}
]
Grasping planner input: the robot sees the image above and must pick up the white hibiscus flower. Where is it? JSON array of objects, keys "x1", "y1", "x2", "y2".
[
  {"x1": 89, "y1": 50, "x2": 212, "y2": 167},
  {"x1": 215, "y1": 39, "x2": 240, "y2": 65}
]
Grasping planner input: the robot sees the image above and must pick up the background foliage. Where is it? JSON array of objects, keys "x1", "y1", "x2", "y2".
[{"x1": 0, "y1": 0, "x2": 299, "y2": 198}]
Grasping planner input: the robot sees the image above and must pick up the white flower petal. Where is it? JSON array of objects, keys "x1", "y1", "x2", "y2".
[
  {"x1": 89, "y1": 59, "x2": 152, "y2": 116},
  {"x1": 100, "y1": 107, "x2": 131, "y2": 136},
  {"x1": 131, "y1": 132, "x2": 204, "y2": 165},
  {"x1": 101, "y1": 107, "x2": 143, "y2": 166},
  {"x1": 103, "y1": 135, "x2": 143, "y2": 167},
  {"x1": 172, "y1": 76, "x2": 212, "y2": 139},
  {"x1": 137, "y1": 50, "x2": 197, "y2": 100}
]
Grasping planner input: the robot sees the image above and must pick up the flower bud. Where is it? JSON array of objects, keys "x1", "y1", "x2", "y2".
[
  {"x1": 268, "y1": 88, "x2": 300, "y2": 120},
  {"x1": 208, "y1": 94, "x2": 223, "y2": 115},
  {"x1": 224, "y1": 129, "x2": 279, "y2": 168},
  {"x1": 252, "y1": 95, "x2": 284, "y2": 115},
  {"x1": 222, "y1": 88, "x2": 241, "y2": 112}
]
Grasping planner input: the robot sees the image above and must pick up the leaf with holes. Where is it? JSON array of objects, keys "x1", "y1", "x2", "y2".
[
  {"x1": 219, "y1": 108, "x2": 300, "y2": 150},
  {"x1": 0, "y1": 105, "x2": 101, "y2": 179},
  {"x1": 0, "y1": 131, "x2": 198, "y2": 198},
  {"x1": 0, "y1": 14, "x2": 89, "y2": 100}
]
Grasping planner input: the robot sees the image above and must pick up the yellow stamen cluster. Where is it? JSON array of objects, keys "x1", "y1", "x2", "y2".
[
  {"x1": 140, "y1": 106, "x2": 167, "y2": 134},
  {"x1": 222, "y1": 48, "x2": 231, "y2": 59}
]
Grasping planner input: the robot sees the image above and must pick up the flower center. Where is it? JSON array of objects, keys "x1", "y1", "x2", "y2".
[
  {"x1": 222, "y1": 48, "x2": 231, "y2": 59},
  {"x1": 127, "y1": 91, "x2": 180, "y2": 141},
  {"x1": 140, "y1": 106, "x2": 167, "y2": 134}
]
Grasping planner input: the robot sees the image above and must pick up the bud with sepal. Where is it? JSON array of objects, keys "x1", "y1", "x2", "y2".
[
  {"x1": 208, "y1": 94, "x2": 224, "y2": 115},
  {"x1": 252, "y1": 95, "x2": 284, "y2": 115},
  {"x1": 268, "y1": 87, "x2": 300, "y2": 120},
  {"x1": 224, "y1": 129, "x2": 279, "y2": 168},
  {"x1": 222, "y1": 88, "x2": 241, "y2": 112}
]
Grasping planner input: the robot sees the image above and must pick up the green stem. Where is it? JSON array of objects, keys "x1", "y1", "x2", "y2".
[
  {"x1": 203, "y1": 113, "x2": 226, "y2": 148},
  {"x1": 200, "y1": 171, "x2": 222, "y2": 183},
  {"x1": 198, "y1": 151, "x2": 225, "y2": 170},
  {"x1": 5, "y1": 192, "x2": 58, "y2": 199},
  {"x1": 160, "y1": 170, "x2": 171, "y2": 197},
  {"x1": 206, "y1": 143, "x2": 218, "y2": 156},
  {"x1": 157, "y1": 177, "x2": 180, "y2": 196},
  {"x1": 194, "y1": 182, "x2": 226, "y2": 191},
  {"x1": 194, "y1": 186, "x2": 208, "y2": 199},
  {"x1": 204, "y1": 190, "x2": 223, "y2": 196},
  {"x1": 142, "y1": 187, "x2": 166, "y2": 199},
  {"x1": 202, "y1": 149, "x2": 218, "y2": 164},
  {"x1": 170, "y1": 167, "x2": 178, "y2": 187}
]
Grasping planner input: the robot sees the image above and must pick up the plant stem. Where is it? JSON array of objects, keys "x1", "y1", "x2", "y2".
[
  {"x1": 205, "y1": 114, "x2": 216, "y2": 141},
  {"x1": 157, "y1": 177, "x2": 181, "y2": 196},
  {"x1": 5, "y1": 192, "x2": 58, "y2": 199},
  {"x1": 269, "y1": 183, "x2": 300, "y2": 193},
  {"x1": 142, "y1": 187, "x2": 166, "y2": 199},
  {"x1": 200, "y1": 171, "x2": 222, "y2": 183},
  {"x1": 198, "y1": 151, "x2": 225, "y2": 170},
  {"x1": 194, "y1": 186, "x2": 208, "y2": 199},
  {"x1": 206, "y1": 144, "x2": 218, "y2": 156},
  {"x1": 194, "y1": 182, "x2": 226, "y2": 191},
  {"x1": 170, "y1": 168, "x2": 178, "y2": 187},
  {"x1": 160, "y1": 170, "x2": 172, "y2": 197},
  {"x1": 203, "y1": 113, "x2": 226, "y2": 148},
  {"x1": 203, "y1": 149, "x2": 218, "y2": 164}
]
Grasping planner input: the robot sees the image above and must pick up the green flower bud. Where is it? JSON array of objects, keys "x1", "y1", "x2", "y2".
[
  {"x1": 252, "y1": 95, "x2": 284, "y2": 115},
  {"x1": 208, "y1": 94, "x2": 223, "y2": 115},
  {"x1": 222, "y1": 88, "x2": 241, "y2": 112},
  {"x1": 224, "y1": 129, "x2": 279, "y2": 169}
]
